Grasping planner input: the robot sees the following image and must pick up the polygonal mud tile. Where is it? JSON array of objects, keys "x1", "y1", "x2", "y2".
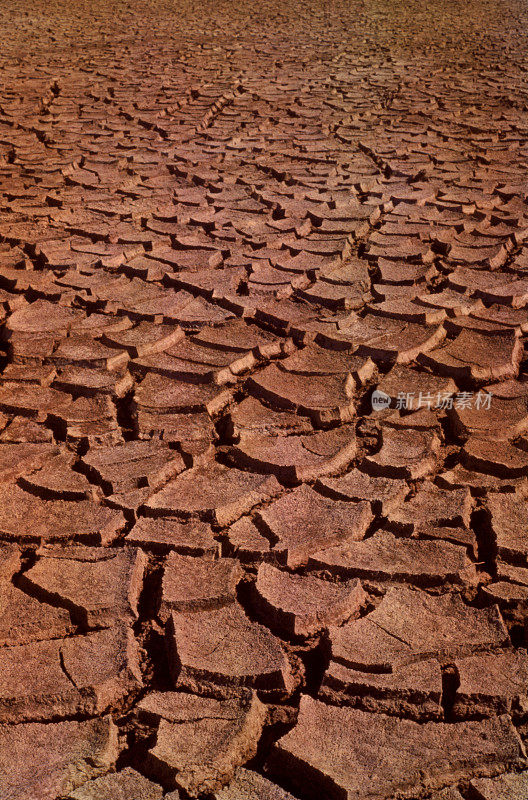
[
  {"x1": 309, "y1": 532, "x2": 475, "y2": 586},
  {"x1": 159, "y1": 553, "x2": 242, "y2": 619},
  {"x1": 0, "y1": 442, "x2": 59, "y2": 484},
  {"x1": 418, "y1": 330, "x2": 523, "y2": 382},
  {"x1": 315, "y1": 469, "x2": 408, "y2": 515},
  {"x1": 167, "y1": 602, "x2": 296, "y2": 697},
  {"x1": 0, "y1": 625, "x2": 141, "y2": 722},
  {"x1": 0, "y1": 716, "x2": 118, "y2": 800},
  {"x1": 268, "y1": 698, "x2": 525, "y2": 800},
  {"x1": 50, "y1": 336, "x2": 129, "y2": 371},
  {"x1": 469, "y1": 771, "x2": 528, "y2": 800},
  {"x1": 19, "y1": 451, "x2": 96, "y2": 500},
  {"x1": 376, "y1": 365, "x2": 457, "y2": 408},
  {"x1": 226, "y1": 517, "x2": 274, "y2": 564},
  {"x1": 0, "y1": 581, "x2": 75, "y2": 646},
  {"x1": 137, "y1": 410, "x2": 215, "y2": 457},
  {"x1": 255, "y1": 484, "x2": 372, "y2": 568},
  {"x1": 0, "y1": 383, "x2": 71, "y2": 421},
  {"x1": 246, "y1": 364, "x2": 355, "y2": 424},
  {"x1": 461, "y1": 437, "x2": 528, "y2": 477},
  {"x1": 319, "y1": 656, "x2": 443, "y2": 720},
  {"x1": 144, "y1": 462, "x2": 281, "y2": 526},
  {"x1": 101, "y1": 321, "x2": 184, "y2": 357},
  {"x1": 437, "y1": 465, "x2": 528, "y2": 494},
  {"x1": 363, "y1": 427, "x2": 441, "y2": 479},
  {"x1": 20, "y1": 546, "x2": 146, "y2": 627},
  {"x1": 65, "y1": 767, "x2": 164, "y2": 800},
  {"x1": 138, "y1": 691, "x2": 267, "y2": 796},
  {"x1": 329, "y1": 587, "x2": 509, "y2": 671},
  {"x1": 126, "y1": 517, "x2": 220, "y2": 557},
  {"x1": 228, "y1": 397, "x2": 314, "y2": 439},
  {"x1": 486, "y1": 493, "x2": 528, "y2": 563},
  {"x1": 280, "y1": 344, "x2": 374, "y2": 382},
  {"x1": 453, "y1": 649, "x2": 528, "y2": 717},
  {"x1": 252, "y1": 563, "x2": 365, "y2": 638},
  {"x1": 448, "y1": 381, "x2": 528, "y2": 440},
  {"x1": 214, "y1": 768, "x2": 299, "y2": 800},
  {"x1": 0, "y1": 484, "x2": 126, "y2": 544},
  {"x1": 135, "y1": 373, "x2": 230, "y2": 416},
  {"x1": 349, "y1": 315, "x2": 446, "y2": 364},
  {"x1": 81, "y1": 440, "x2": 186, "y2": 494},
  {"x1": 386, "y1": 483, "x2": 472, "y2": 533},
  {"x1": 226, "y1": 425, "x2": 356, "y2": 483}
]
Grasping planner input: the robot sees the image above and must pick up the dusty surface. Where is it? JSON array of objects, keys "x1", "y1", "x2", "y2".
[{"x1": 1, "y1": 0, "x2": 528, "y2": 797}]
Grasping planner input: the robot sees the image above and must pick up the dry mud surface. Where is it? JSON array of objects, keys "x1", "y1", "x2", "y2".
[{"x1": 1, "y1": 0, "x2": 528, "y2": 797}]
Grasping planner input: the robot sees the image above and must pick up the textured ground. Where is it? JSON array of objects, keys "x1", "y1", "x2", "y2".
[{"x1": 1, "y1": 0, "x2": 528, "y2": 797}]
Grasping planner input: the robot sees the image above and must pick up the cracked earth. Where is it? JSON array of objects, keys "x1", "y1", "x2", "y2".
[{"x1": 1, "y1": 0, "x2": 528, "y2": 797}]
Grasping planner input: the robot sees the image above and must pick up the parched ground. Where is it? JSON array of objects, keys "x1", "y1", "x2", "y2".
[{"x1": 1, "y1": 0, "x2": 528, "y2": 797}]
